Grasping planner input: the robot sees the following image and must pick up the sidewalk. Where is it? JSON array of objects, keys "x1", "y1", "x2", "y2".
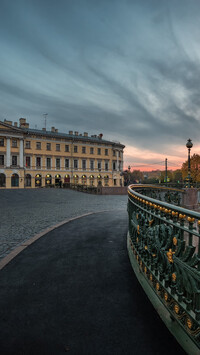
[{"x1": 0, "y1": 210, "x2": 186, "y2": 354}]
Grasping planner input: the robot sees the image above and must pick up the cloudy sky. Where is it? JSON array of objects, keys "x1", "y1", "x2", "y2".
[{"x1": 1, "y1": 0, "x2": 200, "y2": 170}]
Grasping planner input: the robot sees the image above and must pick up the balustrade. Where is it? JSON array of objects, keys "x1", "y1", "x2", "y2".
[{"x1": 127, "y1": 184, "x2": 200, "y2": 352}]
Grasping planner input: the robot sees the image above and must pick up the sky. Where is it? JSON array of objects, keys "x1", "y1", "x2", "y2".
[{"x1": 1, "y1": 0, "x2": 200, "y2": 171}]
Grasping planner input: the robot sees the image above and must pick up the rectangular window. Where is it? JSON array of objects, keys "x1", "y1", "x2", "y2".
[
  {"x1": 98, "y1": 161, "x2": 101, "y2": 170},
  {"x1": 82, "y1": 159, "x2": 86, "y2": 170},
  {"x1": 74, "y1": 159, "x2": 78, "y2": 169},
  {"x1": 65, "y1": 145, "x2": 69, "y2": 152},
  {"x1": 90, "y1": 160, "x2": 94, "y2": 170},
  {"x1": 12, "y1": 139, "x2": 17, "y2": 147},
  {"x1": 114, "y1": 179, "x2": 117, "y2": 186},
  {"x1": 56, "y1": 158, "x2": 60, "y2": 169},
  {"x1": 25, "y1": 141, "x2": 31, "y2": 149},
  {"x1": 0, "y1": 138, "x2": 4, "y2": 146},
  {"x1": 90, "y1": 147, "x2": 94, "y2": 154},
  {"x1": 105, "y1": 161, "x2": 109, "y2": 171},
  {"x1": 36, "y1": 157, "x2": 41, "y2": 168},
  {"x1": 26, "y1": 156, "x2": 30, "y2": 168},
  {"x1": 105, "y1": 149, "x2": 108, "y2": 156},
  {"x1": 113, "y1": 150, "x2": 116, "y2": 156},
  {"x1": 113, "y1": 162, "x2": 116, "y2": 170},
  {"x1": 65, "y1": 159, "x2": 69, "y2": 169},
  {"x1": 74, "y1": 145, "x2": 78, "y2": 153},
  {"x1": 98, "y1": 148, "x2": 101, "y2": 155},
  {"x1": 0, "y1": 155, "x2": 4, "y2": 165},
  {"x1": 12, "y1": 156, "x2": 17, "y2": 166},
  {"x1": 47, "y1": 158, "x2": 51, "y2": 169},
  {"x1": 82, "y1": 146, "x2": 86, "y2": 154},
  {"x1": 56, "y1": 144, "x2": 60, "y2": 151},
  {"x1": 36, "y1": 142, "x2": 41, "y2": 150},
  {"x1": 46, "y1": 143, "x2": 51, "y2": 151}
]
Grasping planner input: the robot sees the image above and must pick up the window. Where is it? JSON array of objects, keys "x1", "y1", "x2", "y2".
[
  {"x1": 0, "y1": 155, "x2": 4, "y2": 166},
  {"x1": 56, "y1": 158, "x2": 60, "y2": 169},
  {"x1": 119, "y1": 151, "x2": 121, "y2": 158},
  {"x1": 56, "y1": 144, "x2": 60, "y2": 151},
  {"x1": 36, "y1": 157, "x2": 41, "y2": 168},
  {"x1": 0, "y1": 138, "x2": 4, "y2": 146},
  {"x1": 82, "y1": 146, "x2": 86, "y2": 154},
  {"x1": 65, "y1": 145, "x2": 69, "y2": 152},
  {"x1": 98, "y1": 161, "x2": 101, "y2": 170},
  {"x1": 114, "y1": 179, "x2": 117, "y2": 186},
  {"x1": 113, "y1": 150, "x2": 116, "y2": 156},
  {"x1": 47, "y1": 158, "x2": 51, "y2": 169},
  {"x1": 74, "y1": 145, "x2": 78, "y2": 153},
  {"x1": 46, "y1": 143, "x2": 51, "y2": 151},
  {"x1": 11, "y1": 174, "x2": 19, "y2": 187},
  {"x1": 113, "y1": 162, "x2": 116, "y2": 170},
  {"x1": 36, "y1": 142, "x2": 41, "y2": 150},
  {"x1": 0, "y1": 173, "x2": 6, "y2": 187},
  {"x1": 105, "y1": 149, "x2": 108, "y2": 156},
  {"x1": 12, "y1": 139, "x2": 17, "y2": 147},
  {"x1": 25, "y1": 141, "x2": 31, "y2": 149},
  {"x1": 74, "y1": 159, "x2": 78, "y2": 169},
  {"x1": 98, "y1": 148, "x2": 101, "y2": 155},
  {"x1": 12, "y1": 156, "x2": 17, "y2": 166},
  {"x1": 65, "y1": 159, "x2": 69, "y2": 169},
  {"x1": 82, "y1": 159, "x2": 86, "y2": 170},
  {"x1": 26, "y1": 156, "x2": 31, "y2": 168},
  {"x1": 105, "y1": 161, "x2": 109, "y2": 171},
  {"x1": 90, "y1": 147, "x2": 94, "y2": 154},
  {"x1": 90, "y1": 160, "x2": 94, "y2": 170}
]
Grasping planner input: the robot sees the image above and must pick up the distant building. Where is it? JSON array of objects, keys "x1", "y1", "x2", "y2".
[{"x1": 0, "y1": 118, "x2": 125, "y2": 188}]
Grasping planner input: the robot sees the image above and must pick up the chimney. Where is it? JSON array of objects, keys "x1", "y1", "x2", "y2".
[
  {"x1": 4, "y1": 119, "x2": 12, "y2": 125},
  {"x1": 69, "y1": 130, "x2": 73, "y2": 135},
  {"x1": 84, "y1": 132, "x2": 88, "y2": 137},
  {"x1": 75, "y1": 131, "x2": 79, "y2": 136},
  {"x1": 14, "y1": 122, "x2": 18, "y2": 127},
  {"x1": 19, "y1": 118, "x2": 29, "y2": 128},
  {"x1": 98, "y1": 133, "x2": 103, "y2": 139},
  {"x1": 55, "y1": 129, "x2": 58, "y2": 133},
  {"x1": 51, "y1": 127, "x2": 55, "y2": 132}
]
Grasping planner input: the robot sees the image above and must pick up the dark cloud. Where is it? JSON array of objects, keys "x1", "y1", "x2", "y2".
[{"x1": 1, "y1": 0, "x2": 200, "y2": 166}]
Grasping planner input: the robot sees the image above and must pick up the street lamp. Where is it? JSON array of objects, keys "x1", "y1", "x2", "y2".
[{"x1": 186, "y1": 138, "x2": 193, "y2": 188}]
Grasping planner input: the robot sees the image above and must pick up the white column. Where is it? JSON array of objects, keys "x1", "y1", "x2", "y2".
[
  {"x1": 19, "y1": 139, "x2": 24, "y2": 168},
  {"x1": 117, "y1": 150, "x2": 119, "y2": 171},
  {"x1": 6, "y1": 138, "x2": 10, "y2": 167}
]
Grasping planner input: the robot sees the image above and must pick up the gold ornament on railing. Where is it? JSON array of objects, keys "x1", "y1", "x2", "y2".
[
  {"x1": 167, "y1": 249, "x2": 175, "y2": 263},
  {"x1": 173, "y1": 237, "x2": 178, "y2": 246}
]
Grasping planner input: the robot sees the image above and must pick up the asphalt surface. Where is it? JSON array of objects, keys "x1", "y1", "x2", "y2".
[
  {"x1": 0, "y1": 210, "x2": 186, "y2": 355},
  {"x1": 0, "y1": 189, "x2": 127, "y2": 260}
]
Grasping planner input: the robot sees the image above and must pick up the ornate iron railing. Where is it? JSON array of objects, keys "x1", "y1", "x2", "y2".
[{"x1": 127, "y1": 184, "x2": 200, "y2": 352}]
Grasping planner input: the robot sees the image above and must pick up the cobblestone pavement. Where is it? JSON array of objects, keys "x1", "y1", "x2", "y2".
[{"x1": 0, "y1": 189, "x2": 127, "y2": 260}]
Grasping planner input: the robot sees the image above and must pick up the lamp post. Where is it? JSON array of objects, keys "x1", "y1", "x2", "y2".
[
  {"x1": 186, "y1": 138, "x2": 193, "y2": 188},
  {"x1": 128, "y1": 165, "x2": 131, "y2": 185}
]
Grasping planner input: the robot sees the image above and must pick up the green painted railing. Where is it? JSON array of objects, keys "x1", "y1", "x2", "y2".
[{"x1": 127, "y1": 184, "x2": 200, "y2": 353}]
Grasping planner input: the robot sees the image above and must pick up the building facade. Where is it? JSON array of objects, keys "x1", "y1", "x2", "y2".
[{"x1": 0, "y1": 118, "x2": 125, "y2": 189}]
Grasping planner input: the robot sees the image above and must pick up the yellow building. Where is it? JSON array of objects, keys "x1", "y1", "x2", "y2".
[{"x1": 0, "y1": 118, "x2": 125, "y2": 188}]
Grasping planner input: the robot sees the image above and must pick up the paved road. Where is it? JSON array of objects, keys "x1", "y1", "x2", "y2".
[
  {"x1": 0, "y1": 189, "x2": 127, "y2": 260},
  {"x1": 0, "y1": 210, "x2": 185, "y2": 355}
]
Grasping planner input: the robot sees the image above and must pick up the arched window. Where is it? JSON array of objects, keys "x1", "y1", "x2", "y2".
[
  {"x1": 11, "y1": 173, "x2": 19, "y2": 187},
  {"x1": 73, "y1": 175, "x2": 79, "y2": 185},
  {"x1": 89, "y1": 175, "x2": 94, "y2": 186},
  {"x1": 82, "y1": 175, "x2": 87, "y2": 185},
  {"x1": 35, "y1": 174, "x2": 42, "y2": 187},
  {"x1": 25, "y1": 174, "x2": 31, "y2": 187},
  {"x1": 55, "y1": 174, "x2": 61, "y2": 186},
  {"x1": 97, "y1": 174, "x2": 102, "y2": 186},
  {"x1": 64, "y1": 174, "x2": 70, "y2": 183},
  {"x1": 0, "y1": 173, "x2": 6, "y2": 187},
  {"x1": 104, "y1": 175, "x2": 109, "y2": 186},
  {"x1": 45, "y1": 174, "x2": 52, "y2": 186}
]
